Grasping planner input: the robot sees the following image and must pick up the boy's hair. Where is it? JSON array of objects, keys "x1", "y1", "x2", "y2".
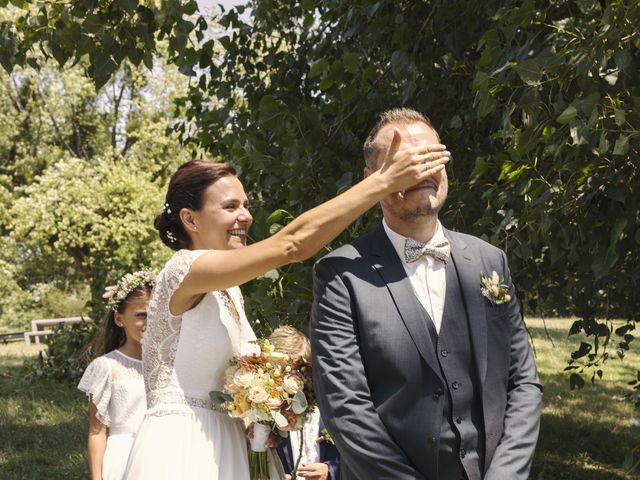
[{"x1": 269, "y1": 325, "x2": 311, "y2": 361}]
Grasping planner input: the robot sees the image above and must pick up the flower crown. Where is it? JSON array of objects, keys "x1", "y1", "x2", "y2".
[{"x1": 103, "y1": 268, "x2": 157, "y2": 312}]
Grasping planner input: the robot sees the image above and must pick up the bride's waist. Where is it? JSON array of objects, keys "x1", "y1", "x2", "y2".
[{"x1": 146, "y1": 390, "x2": 227, "y2": 414}]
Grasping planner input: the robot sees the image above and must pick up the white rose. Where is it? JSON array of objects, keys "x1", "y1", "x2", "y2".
[
  {"x1": 282, "y1": 375, "x2": 304, "y2": 395},
  {"x1": 248, "y1": 386, "x2": 269, "y2": 404},
  {"x1": 233, "y1": 371, "x2": 255, "y2": 390}
]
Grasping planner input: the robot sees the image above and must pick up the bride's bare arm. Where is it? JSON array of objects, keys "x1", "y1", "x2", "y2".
[{"x1": 171, "y1": 130, "x2": 449, "y2": 314}]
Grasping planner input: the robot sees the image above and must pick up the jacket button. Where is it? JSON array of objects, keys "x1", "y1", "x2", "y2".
[
  {"x1": 440, "y1": 349, "x2": 449, "y2": 357},
  {"x1": 429, "y1": 437, "x2": 437, "y2": 448},
  {"x1": 460, "y1": 448, "x2": 467, "y2": 458},
  {"x1": 456, "y1": 416, "x2": 462, "y2": 424},
  {"x1": 452, "y1": 381, "x2": 460, "y2": 390}
]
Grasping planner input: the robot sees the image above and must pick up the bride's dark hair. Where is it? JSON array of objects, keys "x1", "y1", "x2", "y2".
[{"x1": 154, "y1": 161, "x2": 237, "y2": 250}]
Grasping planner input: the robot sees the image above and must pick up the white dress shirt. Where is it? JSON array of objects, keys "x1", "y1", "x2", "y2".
[
  {"x1": 383, "y1": 219, "x2": 447, "y2": 333},
  {"x1": 288, "y1": 407, "x2": 322, "y2": 479}
]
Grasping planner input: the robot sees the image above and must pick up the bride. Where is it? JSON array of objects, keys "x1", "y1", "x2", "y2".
[{"x1": 123, "y1": 131, "x2": 449, "y2": 479}]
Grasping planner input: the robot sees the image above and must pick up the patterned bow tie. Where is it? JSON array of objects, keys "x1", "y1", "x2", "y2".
[{"x1": 404, "y1": 237, "x2": 450, "y2": 264}]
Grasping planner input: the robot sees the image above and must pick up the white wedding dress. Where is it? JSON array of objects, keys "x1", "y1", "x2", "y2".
[
  {"x1": 124, "y1": 249, "x2": 262, "y2": 479},
  {"x1": 78, "y1": 349, "x2": 146, "y2": 480}
]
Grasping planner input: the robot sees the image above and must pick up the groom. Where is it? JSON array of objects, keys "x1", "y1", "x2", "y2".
[{"x1": 310, "y1": 108, "x2": 542, "y2": 480}]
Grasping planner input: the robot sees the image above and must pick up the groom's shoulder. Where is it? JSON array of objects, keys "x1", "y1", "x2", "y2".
[
  {"x1": 315, "y1": 230, "x2": 374, "y2": 266},
  {"x1": 447, "y1": 228, "x2": 504, "y2": 258}
]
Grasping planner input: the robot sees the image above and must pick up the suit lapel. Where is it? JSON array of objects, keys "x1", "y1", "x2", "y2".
[
  {"x1": 366, "y1": 224, "x2": 443, "y2": 380},
  {"x1": 444, "y1": 229, "x2": 488, "y2": 384}
]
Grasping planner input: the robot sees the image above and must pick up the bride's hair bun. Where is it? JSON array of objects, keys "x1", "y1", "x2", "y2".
[{"x1": 155, "y1": 161, "x2": 237, "y2": 250}]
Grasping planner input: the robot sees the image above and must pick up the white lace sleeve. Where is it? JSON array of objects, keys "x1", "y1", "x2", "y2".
[
  {"x1": 77, "y1": 356, "x2": 112, "y2": 426},
  {"x1": 143, "y1": 249, "x2": 208, "y2": 393},
  {"x1": 163, "y1": 249, "x2": 209, "y2": 300}
]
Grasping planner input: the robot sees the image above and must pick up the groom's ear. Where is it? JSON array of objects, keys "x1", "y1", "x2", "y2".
[{"x1": 364, "y1": 166, "x2": 372, "y2": 178}]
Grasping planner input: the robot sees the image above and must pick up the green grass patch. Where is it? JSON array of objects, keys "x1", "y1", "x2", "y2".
[
  {"x1": 0, "y1": 343, "x2": 87, "y2": 479},
  {"x1": 0, "y1": 320, "x2": 638, "y2": 479},
  {"x1": 528, "y1": 318, "x2": 639, "y2": 480}
]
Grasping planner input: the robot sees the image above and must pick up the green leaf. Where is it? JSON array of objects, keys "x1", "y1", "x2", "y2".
[
  {"x1": 557, "y1": 105, "x2": 577, "y2": 124},
  {"x1": 598, "y1": 131, "x2": 609, "y2": 154},
  {"x1": 327, "y1": 59, "x2": 344, "y2": 84},
  {"x1": 308, "y1": 58, "x2": 328, "y2": 79},
  {"x1": 612, "y1": 135, "x2": 629, "y2": 156},
  {"x1": 569, "y1": 373, "x2": 585, "y2": 390},
  {"x1": 93, "y1": 53, "x2": 117, "y2": 79},
  {"x1": 614, "y1": 49, "x2": 632, "y2": 71},
  {"x1": 472, "y1": 71, "x2": 489, "y2": 92},
  {"x1": 476, "y1": 89, "x2": 495, "y2": 119},
  {"x1": 614, "y1": 109, "x2": 626, "y2": 127},
  {"x1": 571, "y1": 342, "x2": 592, "y2": 360},
  {"x1": 115, "y1": 0, "x2": 137, "y2": 13},
  {"x1": 267, "y1": 209, "x2": 290, "y2": 224},
  {"x1": 343, "y1": 52, "x2": 359, "y2": 74},
  {"x1": 300, "y1": 0, "x2": 315, "y2": 11},
  {"x1": 319, "y1": 77, "x2": 334, "y2": 91},
  {"x1": 183, "y1": 0, "x2": 198, "y2": 16},
  {"x1": 513, "y1": 59, "x2": 542, "y2": 85},
  {"x1": 472, "y1": 157, "x2": 488, "y2": 179},
  {"x1": 390, "y1": 49, "x2": 409, "y2": 78},
  {"x1": 592, "y1": 250, "x2": 618, "y2": 279},
  {"x1": 269, "y1": 223, "x2": 283, "y2": 235},
  {"x1": 258, "y1": 95, "x2": 281, "y2": 118},
  {"x1": 609, "y1": 217, "x2": 627, "y2": 249},
  {"x1": 570, "y1": 122, "x2": 588, "y2": 145}
]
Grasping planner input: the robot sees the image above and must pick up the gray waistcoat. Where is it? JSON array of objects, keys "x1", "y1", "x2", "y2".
[{"x1": 424, "y1": 259, "x2": 485, "y2": 480}]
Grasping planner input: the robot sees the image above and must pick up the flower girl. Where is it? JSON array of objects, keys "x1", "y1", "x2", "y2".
[{"x1": 78, "y1": 269, "x2": 155, "y2": 480}]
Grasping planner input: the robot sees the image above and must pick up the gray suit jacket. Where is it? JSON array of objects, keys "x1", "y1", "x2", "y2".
[{"x1": 310, "y1": 224, "x2": 542, "y2": 480}]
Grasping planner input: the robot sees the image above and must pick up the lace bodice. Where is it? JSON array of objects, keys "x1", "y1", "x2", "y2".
[
  {"x1": 78, "y1": 350, "x2": 146, "y2": 435},
  {"x1": 142, "y1": 249, "x2": 257, "y2": 414}
]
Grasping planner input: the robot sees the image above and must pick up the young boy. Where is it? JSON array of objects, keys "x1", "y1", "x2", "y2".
[{"x1": 269, "y1": 326, "x2": 340, "y2": 480}]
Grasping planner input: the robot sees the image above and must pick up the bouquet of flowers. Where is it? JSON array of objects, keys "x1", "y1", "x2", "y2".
[{"x1": 211, "y1": 339, "x2": 315, "y2": 479}]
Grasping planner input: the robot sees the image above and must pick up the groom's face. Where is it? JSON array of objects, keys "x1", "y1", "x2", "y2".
[{"x1": 372, "y1": 122, "x2": 448, "y2": 222}]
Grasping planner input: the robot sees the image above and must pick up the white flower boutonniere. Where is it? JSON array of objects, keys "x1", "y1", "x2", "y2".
[{"x1": 480, "y1": 270, "x2": 511, "y2": 305}]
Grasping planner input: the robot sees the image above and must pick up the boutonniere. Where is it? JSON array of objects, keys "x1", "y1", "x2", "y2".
[
  {"x1": 480, "y1": 270, "x2": 511, "y2": 305},
  {"x1": 316, "y1": 427, "x2": 334, "y2": 445}
]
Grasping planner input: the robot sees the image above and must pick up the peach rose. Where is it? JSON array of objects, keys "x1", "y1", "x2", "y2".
[{"x1": 265, "y1": 392, "x2": 283, "y2": 410}]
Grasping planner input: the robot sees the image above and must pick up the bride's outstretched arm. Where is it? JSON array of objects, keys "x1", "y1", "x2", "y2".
[{"x1": 171, "y1": 130, "x2": 449, "y2": 314}]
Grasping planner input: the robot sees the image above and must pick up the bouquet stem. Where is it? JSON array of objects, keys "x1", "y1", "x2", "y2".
[
  {"x1": 248, "y1": 450, "x2": 270, "y2": 480},
  {"x1": 291, "y1": 428, "x2": 304, "y2": 479}
]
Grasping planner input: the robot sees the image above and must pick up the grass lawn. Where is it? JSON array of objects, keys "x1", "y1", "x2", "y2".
[
  {"x1": 0, "y1": 343, "x2": 86, "y2": 479},
  {"x1": 0, "y1": 318, "x2": 638, "y2": 479},
  {"x1": 528, "y1": 318, "x2": 639, "y2": 480}
]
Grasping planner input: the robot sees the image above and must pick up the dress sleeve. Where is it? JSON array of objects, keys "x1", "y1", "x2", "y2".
[
  {"x1": 162, "y1": 249, "x2": 209, "y2": 303},
  {"x1": 77, "y1": 356, "x2": 112, "y2": 426}
]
